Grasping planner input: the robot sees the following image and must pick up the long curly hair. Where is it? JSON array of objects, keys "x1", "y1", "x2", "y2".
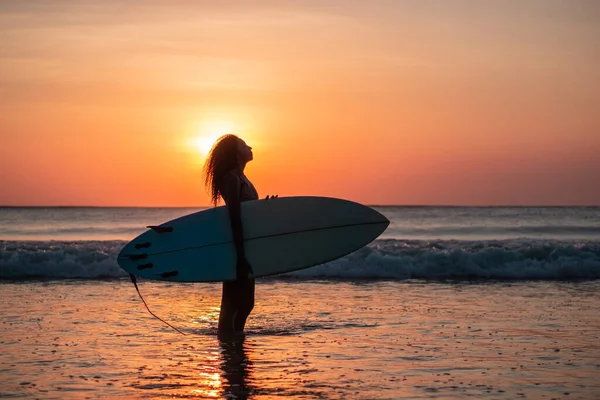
[{"x1": 203, "y1": 134, "x2": 240, "y2": 206}]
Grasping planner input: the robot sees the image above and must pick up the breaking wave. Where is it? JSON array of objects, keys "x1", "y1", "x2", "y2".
[{"x1": 2, "y1": 239, "x2": 600, "y2": 281}]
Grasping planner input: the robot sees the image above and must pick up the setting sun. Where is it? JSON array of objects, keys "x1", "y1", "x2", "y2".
[
  {"x1": 191, "y1": 135, "x2": 221, "y2": 156},
  {"x1": 189, "y1": 120, "x2": 240, "y2": 157}
]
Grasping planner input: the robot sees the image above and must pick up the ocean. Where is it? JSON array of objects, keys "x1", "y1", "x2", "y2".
[{"x1": 1, "y1": 206, "x2": 600, "y2": 399}]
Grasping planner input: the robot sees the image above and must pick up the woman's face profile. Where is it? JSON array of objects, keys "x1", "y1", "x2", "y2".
[{"x1": 237, "y1": 139, "x2": 253, "y2": 163}]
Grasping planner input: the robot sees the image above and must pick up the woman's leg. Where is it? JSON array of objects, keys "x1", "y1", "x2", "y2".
[{"x1": 218, "y1": 279, "x2": 255, "y2": 335}]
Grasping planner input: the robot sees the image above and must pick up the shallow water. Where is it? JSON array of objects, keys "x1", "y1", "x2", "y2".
[{"x1": 1, "y1": 280, "x2": 599, "y2": 399}]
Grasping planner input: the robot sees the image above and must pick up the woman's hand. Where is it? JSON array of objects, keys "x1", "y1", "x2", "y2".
[{"x1": 236, "y1": 255, "x2": 254, "y2": 281}]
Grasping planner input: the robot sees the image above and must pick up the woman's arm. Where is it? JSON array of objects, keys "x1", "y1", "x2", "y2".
[{"x1": 222, "y1": 173, "x2": 252, "y2": 280}]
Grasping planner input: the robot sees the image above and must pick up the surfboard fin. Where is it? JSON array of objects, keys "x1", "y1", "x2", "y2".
[
  {"x1": 159, "y1": 270, "x2": 179, "y2": 279},
  {"x1": 134, "y1": 242, "x2": 152, "y2": 249},
  {"x1": 137, "y1": 263, "x2": 153, "y2": 270},
  {"x1": 125, "y1": 253, "x2": 148, "y2": 261},
  {"x1": 147, "y1": 225, "x2": 173, "y2": 233}
]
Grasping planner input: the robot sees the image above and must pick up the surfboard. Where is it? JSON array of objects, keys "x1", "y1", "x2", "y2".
[{"x1": 117, "y1": 196, "x2": 389, "y2": 282}]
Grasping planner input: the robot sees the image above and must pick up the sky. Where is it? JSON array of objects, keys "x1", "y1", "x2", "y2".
[{"x1": 1, "y1": 0, "x2": 599, "y2": 206}]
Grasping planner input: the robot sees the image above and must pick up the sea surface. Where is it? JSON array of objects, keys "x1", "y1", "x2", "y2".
[{"x1": 1, "y1": 206, "x2": 600, "y2": 399}]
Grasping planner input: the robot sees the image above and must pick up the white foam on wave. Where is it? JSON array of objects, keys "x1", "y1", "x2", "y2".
[
  {"x1": 1, "y1": 239, "x2": 599, "y2": 281},
  {"x1": 288, "y1": 239, "x2": 600, "y2": 280},
  {"x1": 0, "y1": 241, "x2": 128, "y2": 279}
]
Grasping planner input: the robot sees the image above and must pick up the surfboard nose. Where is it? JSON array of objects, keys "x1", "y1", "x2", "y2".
[
  {"x1": 367, "y1": 207, "x2": 391, "y2": 238},
  {"x1": 374, "y1": 208, "x2": 390, "y2": 224},
  {"x1": 366, "y1": 206, "x2": 390, "y2": 226}
]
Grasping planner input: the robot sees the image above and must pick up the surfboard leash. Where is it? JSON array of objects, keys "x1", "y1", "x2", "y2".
[{"x1": 129, "y1": 273, "x2": 186, "y2": 335}]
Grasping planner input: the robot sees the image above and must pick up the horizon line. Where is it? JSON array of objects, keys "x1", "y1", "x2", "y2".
[{"x1": 1, "y1": 204, "x2": 599, "y2": 208}]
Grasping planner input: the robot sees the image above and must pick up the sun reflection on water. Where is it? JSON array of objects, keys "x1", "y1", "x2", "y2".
[
  {"x1": 190, "y1": 371, "x2": 221, "y2": 398},
  {"x1": 192, "y1": 307, "x2": 221, "y2": 326},
  {"x1": 190, "y1": 349, "x2": 222, "y2": 398}
]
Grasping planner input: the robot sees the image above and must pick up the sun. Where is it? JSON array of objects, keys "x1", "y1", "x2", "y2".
[
  {"x1": 189, "y1": 120, "x2": 239, "y2": 156},
  {"x1": 191, "y1": 135, "x2": 220, "y2": 155}
]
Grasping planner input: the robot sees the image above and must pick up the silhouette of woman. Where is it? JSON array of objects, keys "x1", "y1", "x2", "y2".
[{"x1": 204, "y1": 134, "x2": 258, "y2": 336}]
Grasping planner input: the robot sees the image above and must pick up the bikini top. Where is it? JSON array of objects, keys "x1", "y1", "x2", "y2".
[
  {"x1": 238, "y1": 173, "x2": 259, "y2": 202},
  {"x1": 222, "y1": 171, "x2": 259, "y2": 203}
]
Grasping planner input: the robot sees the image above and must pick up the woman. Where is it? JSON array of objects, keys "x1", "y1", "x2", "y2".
[{"x1": 204, "y1": 134, "x2": 258, "y2": 336}]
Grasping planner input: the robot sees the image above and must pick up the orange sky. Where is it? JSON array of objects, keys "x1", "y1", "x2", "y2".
[{"x1": 1, "y1": 1, "x2": 599, "y2": 206}]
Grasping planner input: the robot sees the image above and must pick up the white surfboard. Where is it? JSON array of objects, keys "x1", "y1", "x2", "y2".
[{"x1": 117, "y1": 196, "x2": 389, "y2": 282}]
